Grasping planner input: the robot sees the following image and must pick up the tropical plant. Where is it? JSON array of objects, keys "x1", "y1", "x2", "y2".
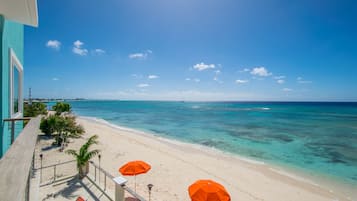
[
  {"x1": 24, "y1": 102, "x2": 48, "y2": 117},
  {"x1": 40, "y1": 115, "x2": 59, "y2": 136},
  {"x1": 65, "y1": 135, "x2": 100, "y2": 178},
  {"x1": 54, "y1": 116, "x2": 85, "y2": 149},
  {"x1": 40, "y1": 115, "x2": 84, "y2": 147},
  {"x1": 53, "y1": 102, "x2": 71, "y2": 115}
]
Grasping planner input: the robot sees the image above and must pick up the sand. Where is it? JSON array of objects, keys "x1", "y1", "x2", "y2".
[{"x1": 39, "y1": 116, "x2": 356, "y2": 201}]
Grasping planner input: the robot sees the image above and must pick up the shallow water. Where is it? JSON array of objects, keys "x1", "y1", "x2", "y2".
[{"x1": 68, "y1": 100, "x2": 357, "y2": 186}]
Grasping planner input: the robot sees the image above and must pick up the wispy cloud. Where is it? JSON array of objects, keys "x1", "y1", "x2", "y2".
[
  {"x1": 72, "y1": 40, "x2": 88, "y2": 56},
  {"x1": 282, "y1": 88, "x2": 293, "y2": 92},
  {"x1": 148, "y1": 75, "x2": 159, "y2": 79},
  {"x1": 185, "y1": 78, "x2": 200, "y2": 82},
  {"x1": 274, "y1": 75, "x2": 286, "y2": 80},
  {"x1": 137, "y1": 83, "x2": 150, "y2": 88},
  {"x1": 297, "y1": 77, "x2": 312, "y2": 84},
  {"x1": 46, "y1": 40, "x2": 61, "y2": 50},
  {"x1": 236, "y1": 79, "x2": 249, "y2": 84},
  {"x1": 277, "y1": 79, "x2": 285, "y2": 84},
  {"x1": 239, "y1": 68, "x2": 250, "y2": 73},
  {"x1": 52, "y1": 77, "x2": 59, "y2": 81},
  {"x1": 92, "y1": 48, "x2": 106, "y2": 55},
  {"x1": 129, "y1": 50, "x2": 152, "y2": 60},
  {"x1": 193, "y1": 62, "x2": 215, "y2": 71},
  {"x1": 213, "y1": 70, "x2": 223, "y2": 83},
  {"x1": 250, "y1": 67, "x2": 272, "y2": 77}
]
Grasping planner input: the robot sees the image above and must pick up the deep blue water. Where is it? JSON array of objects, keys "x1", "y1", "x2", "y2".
[{"x1": 68, "y1": 100, "x2": 357, "y2": 185}]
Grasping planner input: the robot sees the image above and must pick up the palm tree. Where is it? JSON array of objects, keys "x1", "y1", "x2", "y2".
[{"x1": 66, "y1": 135, "x2": 100, "y2": 178}]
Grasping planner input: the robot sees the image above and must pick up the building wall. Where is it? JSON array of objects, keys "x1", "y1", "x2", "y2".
[{"x1": 0, "y1": 15, "x2": 24, "y2": 157}]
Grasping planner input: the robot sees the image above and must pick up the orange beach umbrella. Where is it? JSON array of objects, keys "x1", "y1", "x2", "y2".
[
  {"x1": 119, "y1": 160, "x2": 151, "y2": 192},
  {"x1": 188, "y1": 179, "x2": 231, "y2": 201}
]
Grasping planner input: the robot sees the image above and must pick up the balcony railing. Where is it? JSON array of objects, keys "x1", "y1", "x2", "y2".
[
  {"x1": 0, "y1": 117, "x2": 41, "y2": 201},
  {"x1": 89, "y1": 161, "x2": 147, "y2": 201},
  {"x1": 3, "y1": 117, "x2": 31, "y2": 145}
]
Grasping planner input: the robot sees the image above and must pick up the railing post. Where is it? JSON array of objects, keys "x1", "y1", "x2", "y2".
[
  {"x1": 40, "y1": 154, "x2": 43, "y2": 183},
  {"x1": 53, "y1": 165, "x2": 56, "y2": 182},
  {"x1": 104, "y1": 175, "x2": 107, "y2": 191},
  {"x1": 113, "y1": 177, "x2": 127, "y2": 201},
  {"x1": 98, "y1": 154, "x2": 101, "y2": 185},
  {"x1": 94, "y1": 166, "x2": 97, "y2": 181},
  {"x1": 11, "y1": 120, "x2": 15, "y2": 144}
]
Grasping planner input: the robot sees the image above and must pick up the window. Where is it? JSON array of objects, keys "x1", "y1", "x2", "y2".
[{"x1": 9, "y1": 49, "x2": 23, "y2": 118}]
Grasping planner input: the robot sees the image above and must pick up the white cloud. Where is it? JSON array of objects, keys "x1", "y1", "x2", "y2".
[
  {"x1": 46, "y1": 40, "x2": 61, "y2": 50},
  {"x1": 72, "y1": 40, "x2": 88, "y2": 56},
  {"x1": 274, "y1": 75, "x2": 286, "y2": 80},
  {"x1": 250, "y1": 67, "x2": 272, "y2": 77},
  {"x1": 148, "y1": 75, "x2": 159, "y2": 79},
  {"x1": 282, "y1": 88, "x2": 292, "y2": 92},
  {"x1": 277, "y1": 79, "x2": 285, "y2": 84},
  {"x1": 214, "y1": 70, "x2": 221, "y2": 74},
  {"x1": 297, "y1": 77, "x2": 312, "y2": 84},
  {"x1": 92, "y1": 48, "x2": 106, "y2": 55},
  {"x1": 185, "y1": 78, "x2": 202, "y2": 83},
  {"x1": 239, "y1": 68, "x2": 250, "y2": 73},
  {"x1": 129, "y1": 50, "x2": 152, "y2": 60},
  {"x1": 137, "y1": 83, "x2": 150, "y2": 88},
  {"x1": 236, "y1": 79, "x2": 248, "y2": 84},
  {"x1": 74, "y1": 40, "x2": 83, "y2": 47},
  {"x1": 52, "y1": 77, "x2": 59, "y2": 81},
  {"x1": 129, "y1": 53, "x2": 146, "y2": 59},
  {"x1": 193, "y1": 62, "x2": 215, "y2": 71}
]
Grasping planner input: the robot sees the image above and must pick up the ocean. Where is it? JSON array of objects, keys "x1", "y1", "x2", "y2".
[{"x1": 68, "y1": 100, "x2": 357, "y2": 186}]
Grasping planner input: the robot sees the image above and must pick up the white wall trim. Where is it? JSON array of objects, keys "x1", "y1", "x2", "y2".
[{"x1": 9, "y1": 48, "x2": 23, "y2": 118}]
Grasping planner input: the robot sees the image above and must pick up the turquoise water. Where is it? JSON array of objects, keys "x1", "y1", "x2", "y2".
[{"x1": 69, "y1": 100, "x2": 357, "y2": 185}]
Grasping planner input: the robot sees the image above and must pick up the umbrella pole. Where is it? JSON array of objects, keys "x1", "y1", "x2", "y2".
[{"x1": 135, "y1": 175, "x2": 137, "y2": 193}]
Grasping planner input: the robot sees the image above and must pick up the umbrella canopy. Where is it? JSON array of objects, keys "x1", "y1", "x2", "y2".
[
  {"x1": 188, "y1": 179, "x2": 231, "y2": 201},
  {"x1": 119, "y1": 160, "x2": 151, "y2": 176}
]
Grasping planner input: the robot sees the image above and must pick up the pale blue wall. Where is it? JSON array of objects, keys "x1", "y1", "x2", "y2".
[{"x1": 0, "y1": 15, "x2": 24, "y2": 157}]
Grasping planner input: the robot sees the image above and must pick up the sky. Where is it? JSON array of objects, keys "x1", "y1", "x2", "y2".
[{"x1": 24, "y1": 0, "x2": 357, "y2": 101}]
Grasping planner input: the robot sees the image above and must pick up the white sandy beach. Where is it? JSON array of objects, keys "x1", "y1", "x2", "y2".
[{"x1": 38, "y1": 116, "x2": 356, "y2": 201}]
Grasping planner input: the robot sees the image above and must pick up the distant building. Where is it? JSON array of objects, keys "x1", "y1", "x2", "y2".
[{"x1": 0, "y1": 0, "x2": 38, "y2": 157}]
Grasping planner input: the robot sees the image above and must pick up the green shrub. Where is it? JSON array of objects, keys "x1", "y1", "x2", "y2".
[
  {"x1": 40, "y1": 115, "x2": 85, "y2": 147},
  {"x1": 24, "y1": 102, "x2": 48, "y2": 117},
  {"x1": 53, "y1": 102, "x2": 71, "y2": 115},
  {"x1": 40, "y1": 115, "x2": 59, "y2": 136}
]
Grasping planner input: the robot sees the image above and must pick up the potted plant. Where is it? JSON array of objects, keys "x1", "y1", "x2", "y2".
[{"x1": 66, "y1": 135, "x2": 100, "y2": 178}]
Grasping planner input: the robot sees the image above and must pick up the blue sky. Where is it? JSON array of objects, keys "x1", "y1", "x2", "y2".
[{"x1": 24, "y1": 0, "x2": 357, "y2": 101}]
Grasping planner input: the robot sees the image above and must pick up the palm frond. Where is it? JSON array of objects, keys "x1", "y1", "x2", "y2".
[
  {"x1": 83, "y1": 149, "x2": 100, "y2": 162},
  {"x1": 66, "y1": 135, "x2": 100, "y2": 171},
  {"x1": 65, "y1": 149, "x2": 79, "y2": 157}
]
